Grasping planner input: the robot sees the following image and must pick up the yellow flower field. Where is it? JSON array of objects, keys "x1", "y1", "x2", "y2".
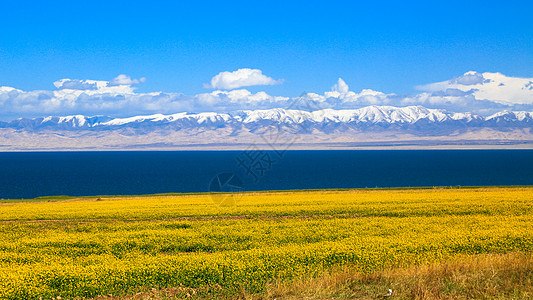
[{"x1": 0, "y1": 187, "x2": 532, "y2": 299}]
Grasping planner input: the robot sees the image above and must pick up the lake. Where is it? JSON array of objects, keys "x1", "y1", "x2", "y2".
[{"x1": 0, "y1": 150, "x2": 532, "y2": 199}]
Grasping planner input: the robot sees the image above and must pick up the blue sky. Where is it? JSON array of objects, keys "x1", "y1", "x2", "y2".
[{"x1": 0, "y1": 0, "x2": 532, "y2": 120}]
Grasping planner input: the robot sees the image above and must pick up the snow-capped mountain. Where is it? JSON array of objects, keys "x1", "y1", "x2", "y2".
[
  {"x1": 1, "y1": 106, "x2": 531, "y2": 131},
  {"x1": 0, "y1": 106, "x2": 531, "y2": 150}
]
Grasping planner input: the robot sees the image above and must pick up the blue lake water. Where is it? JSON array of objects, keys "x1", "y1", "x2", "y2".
[{"x1": 0, "y1": 150, "x2": 532, "y2": 199}]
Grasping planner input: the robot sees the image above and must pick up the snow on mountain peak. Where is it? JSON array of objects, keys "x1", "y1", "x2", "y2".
[{"x1": 2, "y1": 106, "x2": 532, "y2": 132}]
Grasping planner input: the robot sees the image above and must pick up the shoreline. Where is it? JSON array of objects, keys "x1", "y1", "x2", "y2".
[
  {"x1": 2, "y1": 185, "x2": 532, "y2": 203},
  {"x1": 1, "y1": 144, "x2": 533, "y2": 151}
]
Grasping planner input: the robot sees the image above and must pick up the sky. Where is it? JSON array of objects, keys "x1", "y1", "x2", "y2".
[{"x1": 0, "y1": 0, "x2": 532, "y2": 120}]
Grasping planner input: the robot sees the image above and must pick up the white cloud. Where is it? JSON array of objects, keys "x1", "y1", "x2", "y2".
[
  {"x1": 399, "y1": 92, "x2": 508, "y2": 115},
  {"x1": 319, "y1": 78, "x2": 395, "y2": 108},
  {"x1": 107, "y1": 74, "x2": 146, "y2": 86},
  {"x1": 331, "y1": 78, "x2": 349, "y2": 94},
  {"x1": 53, "y1": 75, "x2": 143, "y2": 95},
  {"x1": 0, "y1": 86, "x2": 194, "y2": 120},
  {"x1": 448, "y1": 71, "x2": 489, "y2": 85},
  {"x1": 1, "y1": 71, "x2": 533, "y2": 121},
  {"x1": 195, "y1": 89, "x2": 289, "y2": 110},
  {"x1": 53, "y1": 79, "x2": 98, "y2": 90},
  {"x1": 417, "y1": 71, "x2": 533, "y2": 105},
  {"x1": 0, "y1": 74, "x2": 289, "y2": 120},
  {"x1": 302, "y1": 77, "x2": 522, "y2": 115},
  {"x1": 204, "y1": 68, "x2": 283, "y2": 90}
]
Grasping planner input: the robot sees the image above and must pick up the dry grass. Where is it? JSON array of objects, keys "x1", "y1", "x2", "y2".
[{"x1": 258, "y1": 252, "x2": 533, "y2": 300}]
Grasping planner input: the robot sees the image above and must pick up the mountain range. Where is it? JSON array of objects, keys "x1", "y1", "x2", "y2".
[{"x1": 1, "y1": 106, "x2": 532, "y2": 150}]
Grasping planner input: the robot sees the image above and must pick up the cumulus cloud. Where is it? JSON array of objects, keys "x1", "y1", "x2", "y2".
[
  {"x1": 448, "y1": 71, "x2": 490, "y2": 85},
  {"x1": 195, "y1": 89, "x2": 290, "y2": 111},
  {"x1": 318, "y1": 78, "x2": 396, "y2": 108},
  {"x1": 204, "y1": 68, "x2": 283, "y2": 90},
  {"x1": 0, "y1": 72, "x2": 289, "y2": 120},
  {"x1": 331, "y1": 78, "x2": 349, "y2": 94},
  {"x1": 53, "y1": 75, "x2": 143, "y2": 94},
  {"x1": 0, "y1": 86, "x2": 193, "y2": 120},
  {"x1": 399, "y1": 92, "x2": 509, "y2": 115},
  {"x1": 107, "y1": 74, "x2": 146, "y2": 86},
  {"x1": 417, "y1": 71, "x2": 533, "y2": 105},
  {"x1": 300, "y1": 76, "x2": 531, "y2": 115},
  {"x1": 1, "y1": 71, "x2": 532, "y2": 120},
  {"x1": 53, "y1": 79, "x2": 98, "y2": 90}
]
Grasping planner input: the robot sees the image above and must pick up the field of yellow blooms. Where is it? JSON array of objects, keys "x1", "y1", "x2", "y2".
[{"x1": 0, "y1": 187, "x2": 532, "y2": 299}]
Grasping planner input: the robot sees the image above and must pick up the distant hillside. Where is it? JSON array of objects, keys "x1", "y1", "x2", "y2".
[{"x1": 0, "y1": 106, "x2": 532, "y2": 150}]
